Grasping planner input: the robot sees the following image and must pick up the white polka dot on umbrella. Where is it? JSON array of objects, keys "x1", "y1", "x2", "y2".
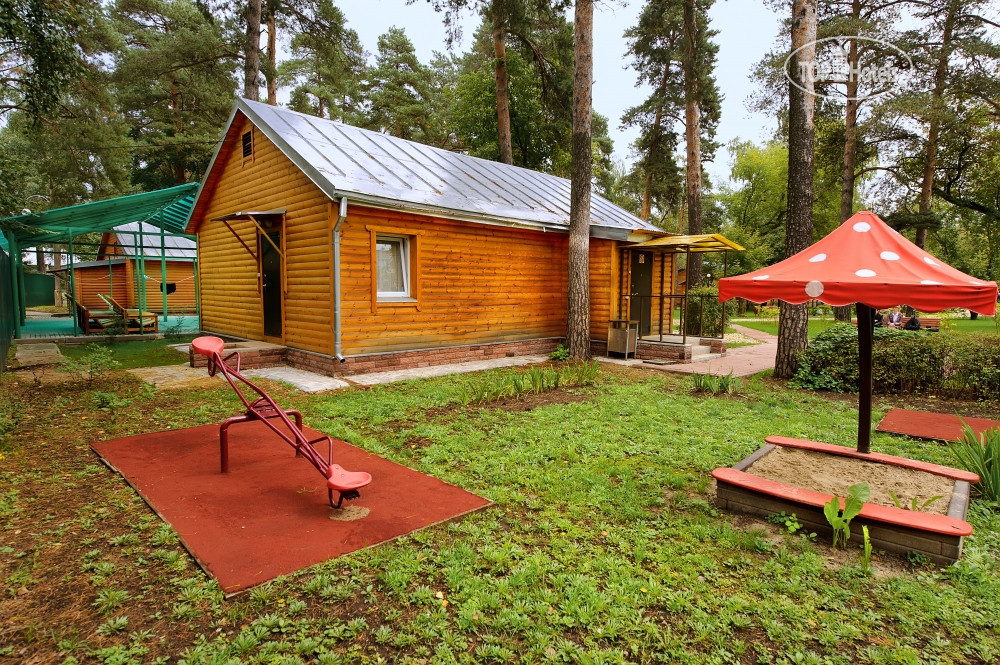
[
  {"x1": 805, "y1": 280, "x2": 824, "y2": 297},
  {"x1": 880, "y1": 251, "x2": 899, "y2": 260},
  {"x1": 853, "y1": 222, "x2": 871, "y2": 232},
  {"x1": 921, "y1": 280, "x2": 942, "y2": 285},
  {"x1": 924, "y1": 256, "x2": 938, "y2": 266},
  {"x1": 809, "y1": 253, "x2": 826, "y2": 263},
  {"x1": 856, "y1": 269, "x2": 876, "y2": 277},
  {"x1": 753, "y1": 275, "x2": 770, "y2": 280}
]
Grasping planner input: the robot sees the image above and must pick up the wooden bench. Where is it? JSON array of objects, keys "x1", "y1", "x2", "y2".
[
  {"x1": 65, "y1": 292, "x2": 118, "y2": 335},
  {"x1": 904, "y1": 316, "x2": 940, "y2": 331},
  {"x1": 98, "y1": 293, "x2": 159, "y2": 334},
  {"x1": 853, "y1": 315, "x2": 941, "y2": 331}
]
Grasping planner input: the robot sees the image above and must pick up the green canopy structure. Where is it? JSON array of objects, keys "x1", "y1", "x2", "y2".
[{"x1": 1, "y1": 184, "x2": 199, "y2": 338}]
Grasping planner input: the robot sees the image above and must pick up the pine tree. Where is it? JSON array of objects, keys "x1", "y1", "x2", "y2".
[
  {"x1": 277, "y1": 0, "x2": 366, "y2": 121},
  {"x1": 361, "y1": 28, "x2": 436, "y2": 141},
  {"x1": 775, "y1": 0, "x2": 817, "y2": 380},
  {"x1": 0, "y1": 0, "x2": 91, "y2": 118},
  {"x1": 567, "y1": 0, "x2": 593, "y2": 360},
  {"x1": 112, "y1": 0, "x2": 237, "y2": 188},
  {"x1": 622, "y1": 0, "x2": 719, "y2": 253}
]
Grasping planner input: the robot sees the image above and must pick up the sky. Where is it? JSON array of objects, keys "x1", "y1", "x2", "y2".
[{"x1": 336, "y1": 0, "x2": 785, "y2": 186}]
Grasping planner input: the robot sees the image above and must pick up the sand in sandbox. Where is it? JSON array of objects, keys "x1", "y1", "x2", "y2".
[{"x1": 747, "y1": 446, "x2": 955, "y2": 515}]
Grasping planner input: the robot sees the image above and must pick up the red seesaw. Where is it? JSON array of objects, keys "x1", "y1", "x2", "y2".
[{"x1": 191, "y1": 336, "x2": 371, "y2": 509}]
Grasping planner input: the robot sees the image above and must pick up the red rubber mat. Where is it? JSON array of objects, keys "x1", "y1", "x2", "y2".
[
  {"x1": 92, "y1": 422, "x2": 491, "y2": 594},
  {"x1": 876, "y1": 408, "x2": 999, "y2": 442}
]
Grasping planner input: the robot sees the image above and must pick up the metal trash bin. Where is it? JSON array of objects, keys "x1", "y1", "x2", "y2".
[{"x1": 607, "y1": 319, "x2": 639, "y2": 359}]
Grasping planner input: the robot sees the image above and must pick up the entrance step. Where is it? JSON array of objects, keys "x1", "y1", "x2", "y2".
[{"x1": 690, "y1": 352, "x2": 723, "y2": 364}]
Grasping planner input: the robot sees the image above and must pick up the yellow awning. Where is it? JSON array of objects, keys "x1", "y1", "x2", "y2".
[{"x1": 627, "y1": 233, "x2": 744, "y2": 253}]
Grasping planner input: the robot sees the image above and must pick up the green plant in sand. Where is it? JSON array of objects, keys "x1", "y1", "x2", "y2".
[{"x1": 823, "y1": 483, "x2": 869, "y2": 549}]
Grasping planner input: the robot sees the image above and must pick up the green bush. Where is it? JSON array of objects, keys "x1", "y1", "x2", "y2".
[
  {"x1": 684, "y1": 287, "x2": 736, "y2": 337},
  {"x1": 792, "y1": 323, "x2": 1000, "y2": 399},
  {"x1": 951, "y1": 423, "x2": 1000, "y2": 501}
]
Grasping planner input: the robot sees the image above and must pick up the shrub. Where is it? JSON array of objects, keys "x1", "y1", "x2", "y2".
[
  {"x1": 549, "y1": 344, "x2": 569, "y2": 362},
  {"x1": 692, "y1": 370, "x2": 742, "y2": 395},
  {"x1": 58, "y1": 344, "x2": 121, "y2": 385},
  {"x1": 684, "y1": 287, "x2": 736, "y2": 337},
  {"x1": 792, "y1": 324, "x2": 1000, "y2": 399},
  {"x1": 950, "y1": 423, "x2": 1000, "y2": 501}
]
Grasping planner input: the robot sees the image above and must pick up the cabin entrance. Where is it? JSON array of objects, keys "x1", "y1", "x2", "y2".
[
  {"x1": 261, "y1": 231, "x2": 283, "y2": 339},
  {"x1": 629, "y1": 251, "x2": 653, "y2": 336}
]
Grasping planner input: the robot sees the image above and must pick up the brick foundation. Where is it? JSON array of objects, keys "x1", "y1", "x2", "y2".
[
  {"x1": 637, "y1": 343, "x2": 691, "y2": 362},
  {"x1": 190, "y1": 336, "x2": 562, "y2": 377},
  {"x1": 592, "y1": 338, "x2": 727, "y2": 363},
  {"x1": 189, "y1": 340, "x2": 286, "y2": 370}
]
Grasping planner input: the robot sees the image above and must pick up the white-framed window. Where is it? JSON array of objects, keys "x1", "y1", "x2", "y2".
[{"x1": 376, "y1": 234, "x2": 410, "y2": 299}]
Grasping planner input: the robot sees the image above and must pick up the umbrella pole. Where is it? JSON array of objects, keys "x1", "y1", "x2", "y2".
[{"x1": 857, "y1": 303, "x2": 874, "y2": 454}]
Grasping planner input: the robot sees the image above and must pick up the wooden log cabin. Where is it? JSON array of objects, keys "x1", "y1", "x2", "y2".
[
  {"x1": 97, "y1": 221, "x2": 197, "y2": 314},
  {"x1": 54, "y1": 221, "x2": 197, "y2": 317},
  {"x1": 187, "y1": 99, "x2": 717, "y2": 375}
]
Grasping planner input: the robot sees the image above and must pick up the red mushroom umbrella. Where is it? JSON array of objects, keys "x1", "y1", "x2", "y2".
[{"x1": 718, "y1": 211, "x2": 998, "y2": 453}]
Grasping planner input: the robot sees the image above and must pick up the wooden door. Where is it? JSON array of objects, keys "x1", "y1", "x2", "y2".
[
  {"x1": 630, "y1": 251, "x2": 653, "y2": 336},
  {"x1": 261, "y1": 231, "x2": 283, "y2": 339}
]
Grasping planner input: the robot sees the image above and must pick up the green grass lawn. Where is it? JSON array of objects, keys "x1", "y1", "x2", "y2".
[
  {"x1": 735, "y1": 315, "x2": 998, "y2": 339},
  {"x1": 2, "y1": 355, "x2": 1000, "y2": 664},
  {"x1": 59, "y1": 335, "x2": 195, "y2": 369}
]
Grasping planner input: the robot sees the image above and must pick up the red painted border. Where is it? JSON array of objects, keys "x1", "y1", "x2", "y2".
[
  {"x1": 764, "y1": 435, "x2": 979, "y2": 483},
  {"x1": 712, "y1": 467, "x2": 973, "y2": 536}
]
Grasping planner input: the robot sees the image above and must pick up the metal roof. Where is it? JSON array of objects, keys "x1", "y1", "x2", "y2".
[
  {"x1": 102, "y1": 221, "x2": 196, "y2": 259},
  {"x1": 628, "y1": 233, "x2": 745, "y2": 253},
  {"x1": 197, "y1": 99, "x2": 659, "y2": 238},
  {"x1": 1, "y1": 183, "x2": 198, "y2": 248},
  {"x1": 49, "y1": 258, "x2": 127, "y2": 273}
]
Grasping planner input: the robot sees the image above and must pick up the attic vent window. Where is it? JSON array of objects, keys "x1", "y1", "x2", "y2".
[{"x1": 241, "y1": 131, "x2": 253, "y2": 159}]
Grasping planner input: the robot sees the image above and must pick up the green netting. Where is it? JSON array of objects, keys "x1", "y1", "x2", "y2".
[
  {"x1": 0, "y1": 183, "x2": 198, "y2": 247},
  {"x1": 0, "y1": 247, "x2": 13, "y2": 365}
]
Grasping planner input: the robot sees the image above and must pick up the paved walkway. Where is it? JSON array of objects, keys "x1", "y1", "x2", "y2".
[
  {"x1": 655, "y1": 324, "x2": 777, "y2": 377},
  {"x1": 14, "y1": 343, "x2": 64, "y2": 368},
  {"x1": 349, "y1": 355, "x2": 549, "y2": 386},
  {"x1": 16, "y1": 328, "x2": 777, "y2": 391}
]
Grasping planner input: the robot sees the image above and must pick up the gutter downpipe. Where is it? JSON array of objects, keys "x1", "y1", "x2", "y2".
[{"x1": 333, "y1": 196, "x2": 347, "y2": 362}]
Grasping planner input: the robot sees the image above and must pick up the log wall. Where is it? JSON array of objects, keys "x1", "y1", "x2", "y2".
[
  {"x1": 193, "y1": 115, "x2": 332, "y2": 350},
  {"x1": 191, "y1": 112, "x2": 628, "y2": 358},
  {"x1": 72, "y1": 264, "x2": 127, "y2": 311}
]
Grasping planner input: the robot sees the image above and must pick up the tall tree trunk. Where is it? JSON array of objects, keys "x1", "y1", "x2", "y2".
[
  {"x1": 243, "y1": 0, "x2": 262, "y2": 100},
  {"x1": 567, "y1": 0, "x2": 593, "y2": 361},
  {"x1": 493, "y1": 26, "x2": 513, "y2": 165},
  {"x1": 834, "y1": 2, "x2": 860, "y2": 323},
  {"x1": 775, "y1": 0, "x2": 817, "y2": 380},
  {"x1": 682, "y1": 0, "x2": 703, "y2": 289},
  {"x1": 917, "y1": 0, "x2": 959, "y2": 249},
  {"x1": 266, "y1": 9, "x2": 277, "y2": 105}
]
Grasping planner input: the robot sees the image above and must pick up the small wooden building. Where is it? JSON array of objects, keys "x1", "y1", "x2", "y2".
[
  {"x1": 97, "y1": 221, "x2": 197, "y2": 314},
  {"x1": 188, "y1": 99, "x2": 724, "y2": 375},
  {"x1": 56, "y1": 222, "x2": 197, "y2": 315}
]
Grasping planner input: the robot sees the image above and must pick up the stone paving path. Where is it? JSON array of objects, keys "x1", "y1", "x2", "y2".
[
  {"x1": 656, "y1": 324, "x2": 777, "y2": 377},
  {"x1": 14, "y1": 343, "x2": 64, "y2": 368},
  {"x1": 18, "y1": 327, "x2": 778, "y2": 392},
  {"x1": 348, "y1": 355, "x2": 549, "y2": 386}
]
